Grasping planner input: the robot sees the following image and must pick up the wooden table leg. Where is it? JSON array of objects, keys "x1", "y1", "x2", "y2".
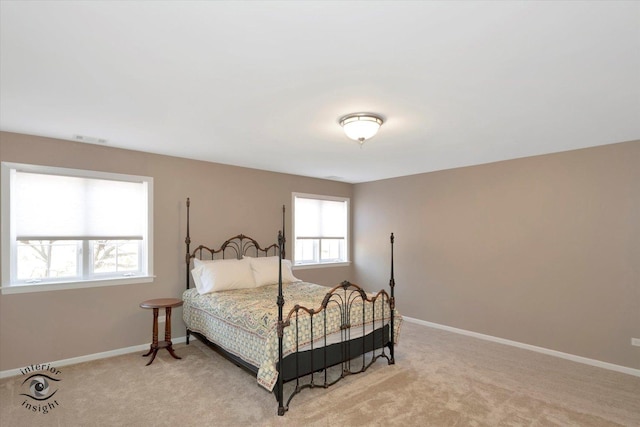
[
  {"x1": 143, "y1": 307, "x2": 160, "y2": 365},
  {"x1": 165, "y1": 306, "x2": 182, "y2": 360}
]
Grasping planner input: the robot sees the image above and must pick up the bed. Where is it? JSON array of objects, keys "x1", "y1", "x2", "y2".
[{"x1": 182, "y1": 198, "x2": 402, "y2": 415}]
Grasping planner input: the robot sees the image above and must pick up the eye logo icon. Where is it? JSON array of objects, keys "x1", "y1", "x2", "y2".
[
  {"x1": 18, "y1": 364, "x2": 62, "y2": 414},
  {"x1": 21, "y1": 374, "x2": 60, "y2": 401}
]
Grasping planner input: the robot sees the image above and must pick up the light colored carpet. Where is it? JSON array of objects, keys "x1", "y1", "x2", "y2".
[{"x1": 1, "y1": 321, "x2": 639, "y2": 426}]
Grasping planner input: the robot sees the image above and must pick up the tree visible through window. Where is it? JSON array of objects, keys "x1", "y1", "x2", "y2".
[{"x1": 1, "y1": 162, "x2": 153, "y2": 292}]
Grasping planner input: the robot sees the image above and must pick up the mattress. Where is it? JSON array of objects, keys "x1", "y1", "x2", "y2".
[{"x1": 182, "y1": 281, "x2": 402, "y2": 391}]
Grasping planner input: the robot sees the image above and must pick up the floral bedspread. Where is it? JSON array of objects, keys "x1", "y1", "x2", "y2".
[{"x1": 182, "y1": 281, "x2": 402, "y2": 391}]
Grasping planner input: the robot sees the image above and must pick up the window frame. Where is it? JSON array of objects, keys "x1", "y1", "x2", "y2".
[
  {"x1": 292, "y1": 192, "x2": 350, "y2": 269},
  {"x1": 1, "y1": 162, "x2": 154, "y2": 294}
]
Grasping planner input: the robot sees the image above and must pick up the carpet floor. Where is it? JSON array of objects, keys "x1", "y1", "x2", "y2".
[{"x1": 1, "y1": 321, "x2": 639, "y2": 426}]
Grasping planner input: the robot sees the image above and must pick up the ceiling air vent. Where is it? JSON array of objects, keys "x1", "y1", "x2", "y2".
[{"x1": 73, "y1": 134, "x2": 107, "y2": 144}]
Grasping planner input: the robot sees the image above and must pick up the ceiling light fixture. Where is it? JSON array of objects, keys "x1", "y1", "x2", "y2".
[{"x1": 339, "y1": 113, "x2": 384, "y2": 145}]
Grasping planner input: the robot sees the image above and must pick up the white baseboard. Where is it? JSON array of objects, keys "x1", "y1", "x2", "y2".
[
  {"x1": 403, "y1": 316, "x2": 640, "y2": 378},
  {"x1": 4, "y1": 322, "x2": 637, "y2": 380},
  {"x1": 0, "y1": 335, "x2": 194, "y2": 379}
]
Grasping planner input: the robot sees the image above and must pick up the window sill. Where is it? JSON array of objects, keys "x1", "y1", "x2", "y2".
[
  {"x1": 0, "y1": 276, "x2": 155, "y2": 294},
  {"x1": 292, "y1": 261, "x2": 351, "y2": 271}
]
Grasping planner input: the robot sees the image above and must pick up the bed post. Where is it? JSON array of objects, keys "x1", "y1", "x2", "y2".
[
  {"x1": 282, "y1": 204, "x2": 286, "y2": 258},
  {"x1": 389, "y1": 232, "x2": 395, "y2": 364},
  {"x1": 276, "y1": 229, "x2": 285, "y2": 415},
  {"x1": 185, "y1": 197, "x2": 191, "y2": 345}
]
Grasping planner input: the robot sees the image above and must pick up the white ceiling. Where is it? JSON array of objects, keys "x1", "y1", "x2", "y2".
[{"x1": 1, "y1": 1, "x2": 639, "y2": 183}]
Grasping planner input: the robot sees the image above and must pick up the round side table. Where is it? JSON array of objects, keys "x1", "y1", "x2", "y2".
[{"x1": 140, "y1": 298, "x2": 183, "y2": 366}]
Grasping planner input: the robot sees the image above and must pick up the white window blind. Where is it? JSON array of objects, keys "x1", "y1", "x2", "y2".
[
  {"x1": 295, "y1": 197, "x2": 347, "y2": 239},
  {"x1": 15, "y1": 171, "x2": 146, "y2": 240}
]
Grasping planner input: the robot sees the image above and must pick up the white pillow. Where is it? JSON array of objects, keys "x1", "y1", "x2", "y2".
[
  {"x1": 193, "y1": 258, "x2": 217, "y2": 267},
  {"x1": 246, "y1": 256, "x2": 300, "y2": 287},
  {"x1": 191, "y1": 258, "x2": 256, "y2": 294},
  {"x1": 190, "y1": 258, "x2": 218, "y2": 291}
]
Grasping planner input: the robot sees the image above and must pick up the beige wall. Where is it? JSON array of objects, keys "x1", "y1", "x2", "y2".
[
  {"x1": 2, "y1": 131, "x2": 638, "y2": 373},
  {"x1": 353, "y1": 140, "x2": 640, "y2": 370},
  {"x1": 0, "y1": 132, "x2": 352, "y2": 371}
]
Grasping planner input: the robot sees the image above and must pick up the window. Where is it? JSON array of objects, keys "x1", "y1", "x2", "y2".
[
  {"x1": 293, "y1": 193, "x2": 349, "y2": 267},
  {"x1": 1, "y1": 162, "x2": 153, "y2": 293}
]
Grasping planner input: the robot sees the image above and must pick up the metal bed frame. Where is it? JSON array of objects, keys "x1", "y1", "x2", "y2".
[{"x1": 183, "y1": 198, "x2": 397, "y2": 415}]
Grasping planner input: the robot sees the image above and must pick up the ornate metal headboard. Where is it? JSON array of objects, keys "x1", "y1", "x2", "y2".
[
  {"x1": 184, "y1": 198, "x2": 285, "y2": 289},
  {"x1": 190, "y1": 234, "x2": 279, "y2": 261}
]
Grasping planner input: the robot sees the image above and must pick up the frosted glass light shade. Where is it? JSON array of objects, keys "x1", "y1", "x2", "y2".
[{"x1": 339, "y1": 113, "x2": 384, "y2": 144}]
